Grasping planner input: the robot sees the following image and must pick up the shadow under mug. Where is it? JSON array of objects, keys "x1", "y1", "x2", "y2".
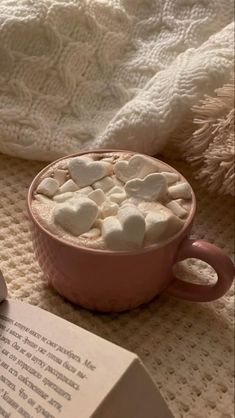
[{"x1": 27, "y1": 150, "x2": 234, "y2": 312}]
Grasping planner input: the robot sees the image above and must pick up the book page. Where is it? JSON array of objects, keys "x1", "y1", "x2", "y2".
[{"x1": 0, "y1": 300, "x2": 135, "y2": 418}]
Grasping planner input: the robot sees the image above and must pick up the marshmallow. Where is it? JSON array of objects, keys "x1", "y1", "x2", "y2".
[
  {"x1": 165, "y1": 215, "x2": 184, "y2": 239},
  {"x1": 168, "y1": 182, "x2": 192, "y2": 200},
  {"x1": 125, "y1": 173, "x2": 167, "y2": 201},
  {"x1": 101, "y1": 200, "x2": 119, "y2": 218},
  {"x1": 118, "y1": 206, "x2": 145, "y2": 247},
  {"x1": 102, "y1": 157, "x2": 114, "y2": 163},
  {"x1": 107, "y1": 186, "x2": 124, "y2": 195},
  {"x1": 34, "y1": 152, "x2": 192, "y2": 250},
  {"x1": 80, "y1": 228, "x2": 101, "y2": 239},
  {"x1": 145, "y1": 211, "x2": 184, "y2": 244},
  {"x1": 102, "y1": 217, "x2": 124, "y2": 250},
  {"x1": 108, "y1": 186, "x2": 127, "y2": 204},
  {"x1": 166, "y1": 200, "x2": 188, "y2": 218},
  {"x1": 145, "y1": 211, "x2": 171, "y2": 243},
  {"x1": 93, "y1": 217, "x2": 104, "y2": 229},
  {"x1": 138, "y1": 201, "x2": 172, "y2": 217},
  {"x1": 114, "y1": 154, "x2": 157, "y2": 182},
  {"x1": 76, "y1": 186, "x2": 93, "y2": 195},
  {"x1": 57, "y1": 179, "x2": 78, "y2": 194},
  {"x1": 121, "y1": 197, "x2": 139, "y2": 208},
  {"x1": 53, "y1": 169, "x2": 67, "y2": 186},
  {"x1": 175, "y1": 199, "x2": 184, "y2": 205},
  {"x1": 35, "y1": 194, "x2": 54, "y2": 204},
  {"x1": 88, "y1": 189, "x2": 106, "y2": 205},
  {"x1": 53, "y1": 192, "x2": 74, "y2": 203},
  {"x1": 54, "y1": 197, "x2": 98, "y2": 236},
  {"x1": 102, "y1": 206, "x2": 145, "y2": 250},
  {"x1": 161, "y1": 172, "x2": 179, "y2": 185},
  {"x1": 68, "y1": 157, "x2": 112, "y2": 187},
  {"x1": 112, "y1": 175, "x2": 124, "y2": 186},
  {"x1": 93, "y1": 176, "x2": 115, "y2": 192},
  {"x1": 77, "y1": 156, "x2": 93, "y2": 162},
  {"x1": 37, "y1": 177, "x2": 59, "y2": 197},
  {"x1": 109, "y1": 193, "x2": 127, "y2": 204}
]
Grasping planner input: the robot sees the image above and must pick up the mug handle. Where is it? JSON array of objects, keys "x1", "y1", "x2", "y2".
[{"x1": 166, "y1": 238, "x2": 235, "y2": 302}]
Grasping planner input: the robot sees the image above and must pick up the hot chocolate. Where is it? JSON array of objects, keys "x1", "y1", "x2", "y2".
[{"x1": 31, "y1": 152, "x2": 192, "y2": 251}]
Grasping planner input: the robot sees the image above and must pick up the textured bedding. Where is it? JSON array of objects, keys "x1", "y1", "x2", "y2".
[{"x1": 0, "y1": 0, "x2": 233, "y2": 165}]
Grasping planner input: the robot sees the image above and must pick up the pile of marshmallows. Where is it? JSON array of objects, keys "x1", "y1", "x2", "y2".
[{"x1": 35, "y1": 154, "x2": 192, "y2": 250}]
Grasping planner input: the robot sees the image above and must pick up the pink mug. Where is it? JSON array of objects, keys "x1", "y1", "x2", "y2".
[{"x1": 27, "y1": 150, "x2": 234, "y2": 312}]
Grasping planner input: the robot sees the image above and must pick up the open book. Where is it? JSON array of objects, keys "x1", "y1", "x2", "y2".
[{"x1": 0, "y1": 272, "x2": 173, "y2": 418}]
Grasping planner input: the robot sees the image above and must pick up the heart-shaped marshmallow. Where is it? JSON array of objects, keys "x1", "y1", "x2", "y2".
[
  {"x1": 125, "y1": 173, "x2": 167, "y2": 201},
  {"x1": 68, "y1": 157, "x2": 112, "y2": 187},
  {"x1": 54, "y1": 197, "x2": 98, "y2": 236},
  {"x1": 102, "y1": 206, "x2": 145, "y2": 250},
  {"x1": 114, "y1": 154, "x2": 157, "y2": 182}
]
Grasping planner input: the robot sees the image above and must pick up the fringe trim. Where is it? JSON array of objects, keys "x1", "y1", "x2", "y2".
[{"x1": 178, "y1": 72, "x2": 234, "y2": 196}]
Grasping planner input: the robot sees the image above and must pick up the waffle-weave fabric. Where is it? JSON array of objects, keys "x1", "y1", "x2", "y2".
[{"x1": 0, "y1": 152, "x2": 234, "y2": 418}]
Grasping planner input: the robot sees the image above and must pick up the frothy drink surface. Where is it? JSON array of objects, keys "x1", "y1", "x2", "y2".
[{"x1": 31, "y1": 152, "x2": 192, "y2": 251}]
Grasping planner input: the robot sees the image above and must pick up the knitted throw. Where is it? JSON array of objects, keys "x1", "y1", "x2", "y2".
[{"x1": 0, "y1": 1, "x2": 234, "y2": 163}]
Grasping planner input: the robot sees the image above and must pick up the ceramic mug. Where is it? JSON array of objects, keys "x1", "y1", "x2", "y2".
[{"x1": 27, "y1": 150, "x2": 234, "y2": 312}]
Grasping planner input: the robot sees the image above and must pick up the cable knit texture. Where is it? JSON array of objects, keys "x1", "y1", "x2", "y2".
[{"x1": 0, "y1": 0, "x2": 234, "y2": 161}]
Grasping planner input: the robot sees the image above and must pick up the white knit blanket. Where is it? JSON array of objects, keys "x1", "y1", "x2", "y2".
[{"x1": 0, "y1": 0, "x2": 234, "y2": 161}]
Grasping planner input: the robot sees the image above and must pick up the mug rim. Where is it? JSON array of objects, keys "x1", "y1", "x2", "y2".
[{"x1": 27, "y1": 149, "x2": 196, "y2": 256}]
